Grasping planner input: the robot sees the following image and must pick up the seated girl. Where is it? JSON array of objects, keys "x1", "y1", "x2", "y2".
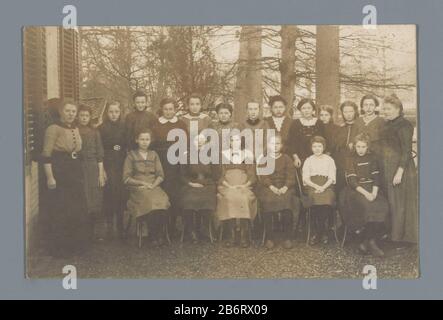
[
  {"x1": 123, "y1": 129, "x2": 170, "y2": 247},
  {"x1": 179, "y1": 134, "x2": 218, "y2": 243},
  {"x1": 340, "y1": 133, "x2": 389, "y2": 257},
  {"x1": 302, "y1": 136, "x2": 336, "y2": 245},
  {"x1": 216, "y1": 134, "x2": 257, "y2": 248},
  {"x1": 257, "y1": 135, "x2": 300, "y2": 249}
]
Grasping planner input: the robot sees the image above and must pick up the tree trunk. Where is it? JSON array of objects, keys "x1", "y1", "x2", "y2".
[
  {"x1": 315, "y1": 25, "x2": 340, "y2": 120},
  {"x1": 280, "y1": 25, "x2": 298, "y2": 109},
  {"x1": 233, "y1": 26, "x2": 262, "y2": 124}
]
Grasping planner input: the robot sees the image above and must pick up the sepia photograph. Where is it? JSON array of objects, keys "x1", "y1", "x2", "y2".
[{"x1": 23, "y1": 24, "x2": 419, "y2": 280}]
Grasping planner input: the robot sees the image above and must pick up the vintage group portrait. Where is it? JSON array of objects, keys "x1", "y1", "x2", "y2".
[{"x1": 23, "y1": 24, "x2": 419, "y2": 279}]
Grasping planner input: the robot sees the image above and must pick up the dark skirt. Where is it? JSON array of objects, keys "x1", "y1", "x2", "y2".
[
  {"x1": 305, "y1": 175, "x2": 336, "y2": 206},
  {"x1": 103, "y1": 151, "x2": 126, "y2": 219},
  {"x1": 339, "y1": 186, "x2": 389, "y2": 231},
  {"x1": 46, "y1": 152, "x2": 90, "y2": 256},
  {"x1": 180, "y1": 184, "x2": 217, "y2": 211},
  {"x1": 258, "y1": 186, "x2": 300, "y2": 214}
]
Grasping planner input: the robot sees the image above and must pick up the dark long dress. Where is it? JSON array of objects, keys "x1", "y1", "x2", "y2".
[
  {"x1": 380, "y1": 115, "x2": 418, "y2": 243},
  {"x1": 78, "y1": 125, "x2": 104, "y2": 213},
  {"x1": 323, "y1": 122, "x2": 340, "y2": 155},
  {"x1": 98, "y1": 120, "x2": 127, "y2": 236},
  {"x1": 287, "y1": 118, "x2": 325, "y2": 163},
  {"x1": 41, "y1": 122, "x2": 89, "y2": 256},
  {"x1": 339, "y1": 152, "x2": 389, "y2": 231}
]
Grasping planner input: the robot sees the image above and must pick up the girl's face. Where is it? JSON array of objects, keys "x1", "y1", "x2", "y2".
[
  {"x1": 355, "y1": 141, "x2": 369, "y2": 156},
  {"x1": 107, "y1": 104, "x2": 121, "y2": 122},
  {"x1": 312, "y1": 142, "x2": 324, "y2": 156},
  {"x1": 134, "y1": 96, "x2": 147, "y2": 112},
  {"x1": 319, "y1": 110, "x2": 332, "y2": 124},
  {"x1": 247, "y1": 102, "x2": 260, "y2": 121},
  {"x1": 230, "y1": 135, "x2": 242, "y2": 151},
  {"x1": 61, "y1": 104, "x2": 78, "y2": 124},
  {"x1": 268, "y1": 137, "x2": 283, "y2": 154},
  {"x1": 136, "y1": 133, "x2": 151, "y2": 150},
  {"x1": 78, "y1": 110, "x2": 91, "y2": 126},
  {"x1": 162, "y1": 103, "x2": 176, "y2": 119},
  {"x1": 188, "y1": 98, "x2": 202, "y2": 115},
  {"x1": 218, "y1": 108, "x2": 232, "y2": 123},
  {"x1": 362, "y1": 99, "x2": 376, "y2": 116},
  {"x1": 383, "y1": 102, "x2": 400, "y2": 120},
  {"x1": 271, "y1": 101, "x2": 286, "y2": 117},
  {"x1": 342, "y1": 106, "x2": 356, "y2": 122},
  {"x1": 300, "y1": 103, "x2": 314, "y2": 119}
]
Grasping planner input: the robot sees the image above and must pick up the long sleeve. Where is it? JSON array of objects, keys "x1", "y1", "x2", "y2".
[
  {"x1": 397, "y1": 121, "x2": 413, "y2": 169},
  {"x1": 41, "y1": 125, "x2": 58, "y2": 163},
  {"x1": 245, "y1": 164, "x2": 257, "y2": 186},
  {"x1": 96, "y1": 129, "x2": 104, "y2": 162},
  {"x1": 302, "y1": 158, "x2": 311, "y2": 185},
  {"x1": 122, "y1": 153, "x2": 134, "y2": 184},
  {"x1": 180, "y1": 164, "x2": 191, "y2": 185},
  {"x1": 345, "y1": 156, "x2": 358, "y2": 189},
  {"x1": 287, "y1": 121, "x2": 298, "y2": 156}
]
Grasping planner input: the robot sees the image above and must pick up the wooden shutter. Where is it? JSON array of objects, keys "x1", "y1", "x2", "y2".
[
  {"x1": 59, "y1": 27, "x2": 80, "y2": 101},
  {"x1": 23, "y1": 27, "x2": 47, "y2": 165}
]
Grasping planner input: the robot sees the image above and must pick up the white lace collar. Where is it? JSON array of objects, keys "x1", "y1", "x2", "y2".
[
  {"x1": 159, "y1": 116, "x2": 178, "y2": 124},
  {"x1": 299, "y1": 117, "x2": 318, "y2": 126},
  {"x1": 183, "y1": 113, "x2": 207, "y2": 120}
]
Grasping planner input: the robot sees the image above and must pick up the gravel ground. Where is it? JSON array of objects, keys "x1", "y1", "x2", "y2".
[{"x1": 27, "y1": 236, "x2": 419, "y2": 280}]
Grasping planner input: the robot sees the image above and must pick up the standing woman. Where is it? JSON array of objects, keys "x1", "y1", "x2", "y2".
[
  {"x1": 41, "y1": 101, "x2": 89, "y2": 257},
  {"x1": 380, "y1": 94, "x2": 418, "y2": 244},
  {"x1": 151, "y1": 98, "x2": 188, "y2": 237},
  {"x1": 335, "y1": 101, "x2": 360, "y2": 191},
  {"x1": 354, "y1": 94, "x2": 386, "y2": 158},
  {"x1": 98, "y1": 101, "x2": 127, "y2": 240},
  {"x1": 288, "y1": 98, "x2": 325, "y2": 168}
]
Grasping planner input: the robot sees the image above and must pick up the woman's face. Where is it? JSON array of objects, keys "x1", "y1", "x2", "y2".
[
  {"x1": 342, "y1": 106, "x2": 356, "y2": 122},
  {"x1": 136, "y1": 133, "x2": 151, "y2": 150},
  {"x1": 319, "y1": 110, "x2": 332, "y2": 124},
  {"x1": 218, "y1": 108, "x2": 232, "y2": 123},
  {"x1": 312, "y1": 142, "x2": 324, "y2": 156},
  {"x1": 355, "y1": 141, "x2": 369, "y2": 156},
  {"x1": 61, "y1": 104, "x2": 78, "y2": 124},
  {"x1": 383, "y1": 102, "x2": 400, "y2": 120},
  {"x1": 78, "y1": 111, "x2": 91, "y2": 126},
  {"x1": 134, "y1": 96, "x2": 147, "y2": 112},
  {"x1": 107, "y1": 104, "x2": 121, "y2": 122},
  {"x1": 188, "y1": 98, "x2": 202, "y2": 115},
  {"x1": 162, "y1": 103, "x2": 176, "y2": 119},
  {"x1": 230, "y1": 135, "x2": 242, "y2": 151},
  {"x1": 194, "y1": 134, "x2": 207, "y2": 149},
  {"x1": 300, "y1": 103, "x2": 314, "y2": 119},
  {"x1": 271, "y1": 101, "x2": 286, "y2": 117},
  {"x1": 362, "y1": 99, "x2": 376, "y2": 116}
]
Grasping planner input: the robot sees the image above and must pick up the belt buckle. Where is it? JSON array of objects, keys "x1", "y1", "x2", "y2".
[
  {"x1": 113, "y1": 145, "x2": 121, "y2": 151},
  {"x1": 71, "y1": 151, "x2": 78, "y2": 159}
]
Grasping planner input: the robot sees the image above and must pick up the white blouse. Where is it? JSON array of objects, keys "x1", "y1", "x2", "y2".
[{"x1": 302, "y1": 154, "x2": 336, "y2": 185}]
